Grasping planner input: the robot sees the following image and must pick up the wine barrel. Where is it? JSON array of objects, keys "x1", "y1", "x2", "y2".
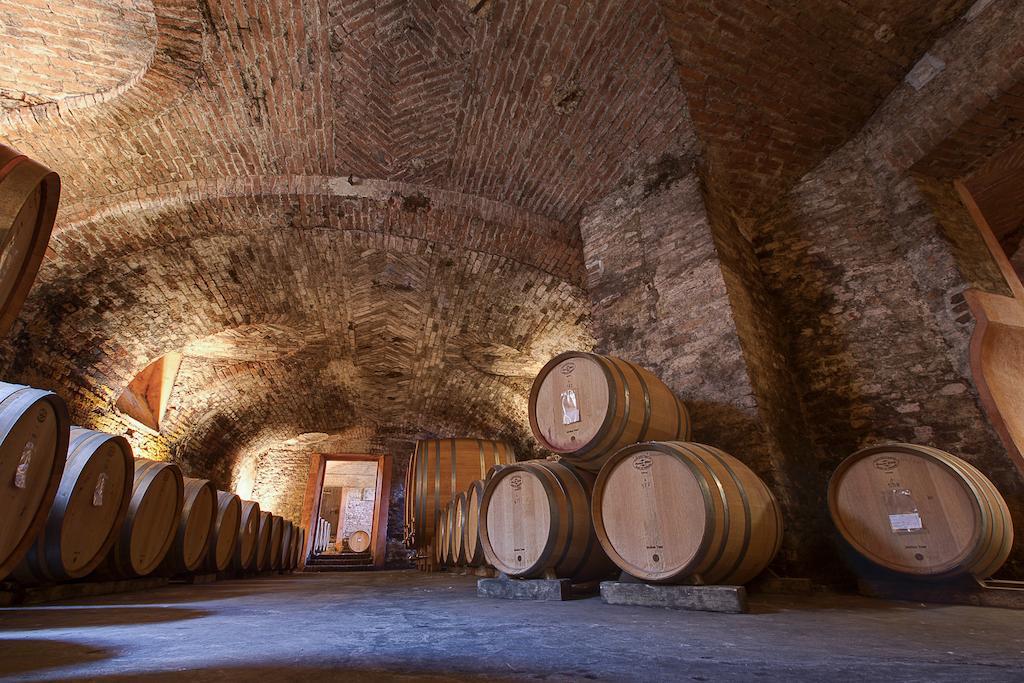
[
  {"x1": 256, "y1": 511, "x2": 272, "y2": 571},
  {"x1": 463, "y1": 480, "x2": 486, "y2": 567},
  {"x1": 0, "y1": 382, "x2": 69, "y2": 580},
  {"x1": 203, "y1": 491, "x2": 240, "y2": 573},
  {"x1": 280, "y1": 520, "x2": 294, "y2": 570},
  {"x1": 0, "y1": 144, "x2": 60, "y2": 336},
  {"x1": 450, "y1": 493, "x2": 468, "y2": 566},
  {"x1": 99, "y1": 458, "x2": 183, "y2": 578},
  {"x1": 593, "y1": 441, "x2": 783, "y2": 585},
  {"x1": 529, "y1": 352, "x2": 690, "y2": 472},
  {"x1": 829, "y1": 443, "x2": 1013, "y2": 579},
  {"x1": 434, "y1": 504, "x2": 449, "y2": 567},
  {"x1": 296, "y1": 527, "x2": 306, "y2": 568},
  {"x1": 287, "y1": 523, "x2": 298, "y2": 569},
  {"x1": 269, "y1": 515, "x2": 284, "y2": 569},
  {"x1": 480, "y1": 459, "x2": 615, "y2": 580},
  {"x1": 13, "y1": 428, "x2": 132, "y2": 582},
  {"x1": 349, "y1": 530, "x2": 370, "y2": 553},
  {"x1": 233, "y1": 500, "x2": 261, "y2": 571},
  {"x1": 407, "y1": 438, "x2": 516, "y2": 549},
  {"x1": 159, "y1": 477, "x2": 215, "y2": 575}
]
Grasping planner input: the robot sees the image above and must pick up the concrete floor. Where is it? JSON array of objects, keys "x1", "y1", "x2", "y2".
[{"x1": 1, "y1": 571, "x2": 1023, "y2": 682}]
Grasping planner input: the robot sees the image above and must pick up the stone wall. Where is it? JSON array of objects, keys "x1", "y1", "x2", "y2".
[{"x1": 579, "y1": 156, "x2": 832, "y2": 577}]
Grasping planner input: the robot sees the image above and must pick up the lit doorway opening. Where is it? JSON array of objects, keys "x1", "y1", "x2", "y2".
[{"x1": 303, "y1": 454, "x2": 391, "y2": 570}]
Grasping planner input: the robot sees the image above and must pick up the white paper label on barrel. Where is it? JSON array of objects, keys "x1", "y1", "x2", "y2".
[
  {"x1": 561, "y1": 389, "x2": 580, "y2": 425},
  {"x1": 13, "y1": 440, "x2": 33, "y2": 488},
  {"x1": 888, "y1": 512, "x2": 923, "y2": 533},
  {"x1": 93, "y1": 472, "x2": 107, "y2": 507}
]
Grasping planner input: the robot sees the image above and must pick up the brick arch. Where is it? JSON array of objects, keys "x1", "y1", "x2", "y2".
[
  {"x1": 0, "y1": 0, "x2": 205, "y2": 133},
  {"x1": 0, "y1": 192, "x2": 592, "y2": 481},
  {"x1": 0, "y1": 0, "x2": 158, "y2": 115}
]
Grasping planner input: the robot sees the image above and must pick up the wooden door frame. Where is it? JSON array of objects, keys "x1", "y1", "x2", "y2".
[{"x1": 300, "y1": 453, "x2": 391, "y2": 569}]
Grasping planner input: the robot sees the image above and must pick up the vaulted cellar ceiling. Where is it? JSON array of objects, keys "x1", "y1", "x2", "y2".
[{"x1": 0, "y1": 0, "x2": 984, "y2": 481}]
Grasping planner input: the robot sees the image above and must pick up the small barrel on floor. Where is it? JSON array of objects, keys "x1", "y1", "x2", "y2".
[
  {"x1": 829, "y1": 443, "x2": 1014, "y2": 580},
  {"x1": 349, "y1": 530, "x2": 370, "y2": 553},
  {"x1": 480, "y1": 459, "x2": 615, "y2": 581},
  {"x1": 204, "y1": 491, "x2": 241, "y2": 574},
  {"x1": 13, "y1": 427, "x2": 133, "y2": 583},
  {"x1": 0, "y1": 382, "x2": 70, "y2": 581},
  {"x1": 233, "y1": 500, "x2": 261, "y2": 572},
  {"x1": 97, "y1": 458, "x2": 184, "y2": 578},
  {"x1": 592, "y1": 441, "x2": 783, "y2": 585}
]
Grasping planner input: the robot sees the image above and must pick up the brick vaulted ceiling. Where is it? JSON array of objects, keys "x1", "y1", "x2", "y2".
[{"x1": 0, "y1": 0, "x2": 978, "y2": 479}]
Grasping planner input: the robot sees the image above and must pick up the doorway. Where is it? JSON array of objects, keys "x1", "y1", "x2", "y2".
[{"x1": 302, "y1": 454, "x2": 391, "y2": 568}]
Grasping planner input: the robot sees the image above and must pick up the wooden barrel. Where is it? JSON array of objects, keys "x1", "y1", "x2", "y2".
[
  {"x1": 829, "y1": 443, "x2": 1014, "y2": 579},
  {"x1": 296, "y1": 527, "x2": 306, "y2": 568},
  {"x1": 0, "y1": 144, "x2": 60, "y2": 337},
  {"x1": 99, "y1": 458, "x2": 184, "y2": 578},
  {"x1": 13, "y1": 427, "x2": 132, "y2": 582},
  {"x1": 0, "y1": 382, "x2": 69, "y2": 580},
  {"x1": 450, "y1": 493, "x2": 468, "y2": 566},
  {"x1": 480, "y1": 459, "x2": 615, "y2": 581},
  {"x1": 407, "y1": 438, "x2": 516, "y2": 549},
  {"x1": 256, "y1": 511, "x2": 272, "y2": 571},
  {"x1": 203, "y1": 491, "x2": 240, "y2": 573},
  {"x1": 233, "y1": 500, "x2": 261, "y2": 571},
  {"x1": 349, "y1": 530, "x2": 370, "y2": 553},
  {"x1": 529, "y1": 352, "x2": 690, "y2": 472},
  {"x1": 160, "y1": 477, "x2": 215, "y2": 575},
  {"x1": 434, "y1": 504, "x2": 449, "y2": 566},
  {"x1": 269, "y1": 515, "x2": 284, "y2": 569},
  {"x1": 593, "y1": 441, "x2": 783, "y2": 585},
  {"x1": 287, "y1": 523, "x2": 298, "y2": 569},
  {"x1": 463, "y1": 480, "x2": 486, "y2": 567},
  {"x1": 280, "y1": 520, "x2": 294, "y2": 570}
]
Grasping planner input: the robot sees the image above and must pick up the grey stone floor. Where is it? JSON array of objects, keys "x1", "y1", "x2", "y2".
[{"x1": 1, "y1": 570, "x2": 1022, "y2": 682}]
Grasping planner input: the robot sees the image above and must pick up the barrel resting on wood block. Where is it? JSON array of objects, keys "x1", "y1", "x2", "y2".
[{"x1": 599, "y1": 581, "x2": 748, "y2": 614}]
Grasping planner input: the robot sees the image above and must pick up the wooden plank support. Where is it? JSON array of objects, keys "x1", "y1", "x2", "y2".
[{"x1": 600, "y1": 581, "x2": 748, "y2": 614}]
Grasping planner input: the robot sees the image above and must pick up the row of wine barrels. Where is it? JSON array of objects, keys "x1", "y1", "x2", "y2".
[
  {"x1": 529, "y1": 352, "x2": 690, "y2": 473},
  {"x1": 13, "y1": 428, "x2": 133, "y2": 583},
  {"x1": 0, "y1": 382, "x2": 70, "y2": 580},
  {"x1": 406, "y1": 438, "x2": 516, "y2": 549},
  {"x1": 829, "y1": 443, "x2": 1013, "y2": 580},
  {"x1": 0, "y1": 143, "x2": 60, "y2": 338},
  {"x1": 480, "y1": 458, "x2": 615, "y2": 581},
  {"x1": 593, "y1": 442, "x2": 783, "y2": 585}
]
